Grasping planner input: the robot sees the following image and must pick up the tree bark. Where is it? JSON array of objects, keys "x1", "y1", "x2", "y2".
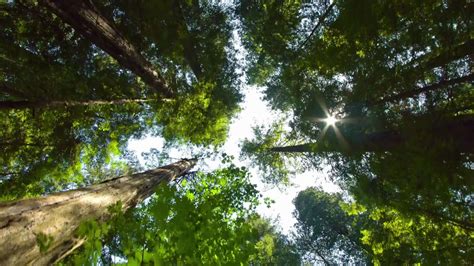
[
  {"x1": 40, "y1": 0, "x2": 174, "y2": 97},
  {"x1": 0, "y1": 98, "x2": 154, "y2": 110},
  {"x1": 0, "y1": 159, "x2": 196, "y2": 265}
]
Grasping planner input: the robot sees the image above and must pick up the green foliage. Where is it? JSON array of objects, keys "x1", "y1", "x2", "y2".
[
  {"x1": 73, "y1": 219, "x2": 110, "y2": 265},
  {"x1": 65, "y1": 165, "x2": 299, "y2": 265},
  {"x1": 0, "y1": 0, "x2": 242, "y2": 200},
  {"x1": 294, "y1": 188, "x2": 473, "y2": 264},
  {"x1": 241, "y1": 121, "x2": 323, "y2": 186},
  {"x1": 155, "y1": 81, "x2": 238, "y2": 146},
  {"x1": 240, "y1": 1, "x2": 473, "y2": 263},
  {"x1": 238, "y1": 0, "x2": 307, "y2": 85},
  {"x1": 103, "y1": 0, "x2": 243, "y2": 146},
  {"x1": 248, "y1": 216, "x2": 301, "y2": 265},
  {"x1": 345, "y1": 203, "x2": 473, "y2": 264},
  {"x1": 293, "y1": 187, "x2": 370, "y2": 264},
  {"x1": 1, "y1": 0, "x2": 472, "y2": 264},
  {"x1": 0, "y1": 103, "x2": 149, "y2": 199},
  {"x1": 241, "y1": 122, "x2": 291, "y2": 185},
  {"x1": 239, "y1": 0, "x2": 473, "y2": 147}
]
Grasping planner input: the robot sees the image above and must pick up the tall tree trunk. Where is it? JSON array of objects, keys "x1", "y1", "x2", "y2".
[
  {"x1": 269, "y1": 131, "x2": 403, "y2": 153},
  {"x1": 0, "y1": 159, "x2": 196, "y2": 265},
  {"x1": 270, "y1": 116, "x2": 474, "y2": 153},
  {"x1": 40, "y1": 0, "x2": 174, "y2": 97},
  {"x1": 0, "y1": 98, "x2": 155, "y2": 110}
]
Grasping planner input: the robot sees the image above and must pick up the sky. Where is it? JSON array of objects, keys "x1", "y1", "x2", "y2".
[
  {"x1": 127, "y1": 26, "x2": 340, "y2": 235},
  {"x1": 127, "y1": 85, "x2": 340, "y2": 235}
]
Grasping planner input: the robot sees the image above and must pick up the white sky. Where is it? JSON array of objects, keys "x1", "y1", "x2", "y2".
[{"x1": 127, "y1": 86, "x2": 340, "y2": 235}]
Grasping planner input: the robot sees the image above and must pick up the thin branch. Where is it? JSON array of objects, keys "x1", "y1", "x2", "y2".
[{"x1": 297, "y1": 3, "x2": 336, "y2": 51}]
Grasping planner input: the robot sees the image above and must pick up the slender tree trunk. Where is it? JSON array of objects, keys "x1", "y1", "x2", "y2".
[
  {"x1": 0, "y1": 159, "x2": 196, "y2": 265},
  {"x1": 40, "y1": 0, "x2": 173, "y2": 97},
  {"x1": 0, "y1": 98, "x2": 154, "y2": 110}
]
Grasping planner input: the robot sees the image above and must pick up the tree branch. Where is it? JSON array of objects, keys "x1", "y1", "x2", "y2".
[
  {"x1": 372, "y1": 73, "x2": 474, "y2": 105},
  {"x1": 297, "y1": 3, "x2": 336, "y2": 51}
]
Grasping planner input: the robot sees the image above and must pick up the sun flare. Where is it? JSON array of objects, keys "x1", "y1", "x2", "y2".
[{"x1": 324, "y1": 115, "x2": 338, "y2": 126}]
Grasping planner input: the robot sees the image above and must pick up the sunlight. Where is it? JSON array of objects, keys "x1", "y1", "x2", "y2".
[{"x1": 323, "y1": 115, "x2": 339, "y2": 127}]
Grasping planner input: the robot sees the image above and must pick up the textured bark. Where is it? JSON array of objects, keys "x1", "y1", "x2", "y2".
[
  {"x1": 0, "y1": 159, "x2": 196, "y2": 265},
  {"x1": 40, "y1": 0, "x2": 173, "y2": 97},
  {"x1": 0, "y1": 98, "x2": 153, "y2": 110}
]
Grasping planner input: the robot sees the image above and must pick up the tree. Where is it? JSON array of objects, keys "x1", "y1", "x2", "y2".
[
  {"x1": 63, "y1": 164, "x2": 294, "y2": 265},
  {"x1": 0, "y1": 0, "x2": 242, "y2": 201},
  {"x1": 241, "y1": 121, "x2": 294, "y2": 185},
  {"x1": 0, "y1": 2, "x2": 145, "y2": 101},
  {"x1": 245, "y1": 115, "x2": 474, "y2": 154},
  {"x1": 39, "y1": 0, "x2": 173, "y2": 96},
  {"x1": 238, "y1": 0, "x2": 473, "y2": 137},
  {"x1": 293, "y1": 188, "x2": 371, "y2": 264},
  {"x1": 105, "y1": 0, "x2": 244, "y2": 145},
  {"x1": 248, "y1": 216, "x2": 302, "y2": 265},
  {"x1": 0, "y1": 159, "x2": 196, "y2": 265},
  {"x1": 239, "y1": 2, "x2": 473, "y2": 262},
  {"x1": 2, "y1": 0, "x2": 242, "y2": 145},
  {"x1": 0, "y1": 102, "x2": 155, "y2": 200},
  {"x1": 343, "y1": 203, "x2": 473, "y2": 264},
  {"x1": 293, "y1": 188, "x2": 473, "y2": 264}
]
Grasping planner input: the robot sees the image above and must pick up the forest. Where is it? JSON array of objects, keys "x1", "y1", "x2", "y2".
[{"x1": 0, "y1": 0, "x2": 472, "y2": 265}]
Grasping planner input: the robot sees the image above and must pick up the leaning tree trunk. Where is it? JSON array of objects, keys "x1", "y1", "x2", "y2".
[
  {"x1": 40, "y1": 0, "x2": 173, "y2": 97},
  {"x1": 0, "y1": 159, "x2": 196, "y2": 265}
]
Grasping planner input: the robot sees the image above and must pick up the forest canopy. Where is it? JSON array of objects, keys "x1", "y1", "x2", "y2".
[{"x1": 0, "y1": 0, "x2": 472, "y2": 264}]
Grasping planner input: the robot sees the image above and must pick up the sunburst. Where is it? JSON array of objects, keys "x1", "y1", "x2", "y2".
[{"x1": 323, "y1": 115, "x2": 338, "y2": 127}]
